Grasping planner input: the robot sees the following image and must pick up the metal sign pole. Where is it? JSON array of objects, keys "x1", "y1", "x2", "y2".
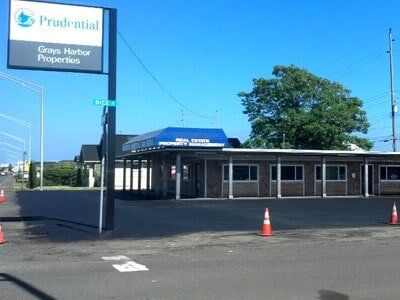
[
  {"x1": 99, "y1": 156, "x2": 105, "y2": 234},
  {"x1": 105, "y1": 8, "x2": 117, "y2": 231}
]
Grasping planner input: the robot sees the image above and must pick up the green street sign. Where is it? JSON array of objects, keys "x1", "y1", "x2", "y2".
[{"x1": 93, "y1": 99, "x2": 117, "y2": 107}]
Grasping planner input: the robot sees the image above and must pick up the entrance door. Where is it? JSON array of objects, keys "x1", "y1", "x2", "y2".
[
  {"x1": 361, "y1": 165, "x2": 374, "y2": 194},
  {"x1": 194, "y1": 163, "x2": 200, "y2": 197}
]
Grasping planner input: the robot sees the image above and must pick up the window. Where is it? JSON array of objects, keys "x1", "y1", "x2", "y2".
[
  {"x1": 169, "y1": 165, "x2": 190, "y2": 180},
  {"x1": 159, "y1": 165, "x2": 164, "y2": 179},
  {"x1": 271, "y1": 165, "x2": 303, "y2": 181},
  {"x1": 182, "y1": 165, "x2": 190, "y2": 180},
  {"x1": 380, "y1": 166, "x2": 400, "y2": 180},
  {"x1": 223, "y1": 165, "x2": 258, "y2": 181},
  {"x1": 315, "y1": 165, "x2": 346, "y2": 181}
]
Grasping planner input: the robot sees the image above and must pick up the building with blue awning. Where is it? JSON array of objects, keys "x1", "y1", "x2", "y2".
[{"x1": 119, "y1": 127, "x2": 400, "y2": 200}]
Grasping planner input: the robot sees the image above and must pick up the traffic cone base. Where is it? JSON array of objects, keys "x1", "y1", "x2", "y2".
[
  {"x1": 389, "y1": 202, "x2": 399, "y2": 225},
  {"x1": 0, "y1": 225, "x2": 6, "y2": 244}
]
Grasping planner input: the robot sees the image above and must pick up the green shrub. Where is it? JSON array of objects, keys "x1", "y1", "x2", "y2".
[
  {"x1": 43, "y1": 162, "x2": 77, "y2": 186},
  {"x1": 28, "y1": 161, "x2": 38, "y2": 189}
]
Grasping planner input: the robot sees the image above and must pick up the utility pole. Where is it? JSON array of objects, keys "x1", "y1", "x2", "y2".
[
  {"x1": 389, "y1": 28, "x2": 397, "y2": 151},
  {"x1": 215, "y1": 110, "x2": 219, "y2": 128}
]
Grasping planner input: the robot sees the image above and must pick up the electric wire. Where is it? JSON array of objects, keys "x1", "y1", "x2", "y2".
[{"x1": 117, "y1": 31, "x2": 215, "y2": 120}]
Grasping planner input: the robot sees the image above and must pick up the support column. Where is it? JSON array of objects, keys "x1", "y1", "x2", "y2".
[
  {"x1": 162, "y1": 156, "x2": 167, "y2": 199},
  {"x1": 130, "y1": 159, "x2": 133, "y2": 191},
  {"x1": 321, "y1": 157, "x2": 327, "y2": 198},
  {"x1": 122, "y1": 159, "x2": 126, "y2": 191},
  {"x1": 276, "y1": 156, "x2": 281, "y2": 198},
  {"x1": 364, "y1": 157, "x2": 369, "y2": 197},
  {"x1": 204, "y1": 158, "x2": 207, "y2": 198},
  {"x1": 176, "y1": 154, "x2": 181, "y2": 200},
  {"x1": 146, "y1": 158, "x2": 151, "y2": 193},
  {"x1": 138, "y1": 158, "x2": 142, "y2": 194},
  {"x1": 228, "y1": 156, "x2": 233, "y2": 199}
]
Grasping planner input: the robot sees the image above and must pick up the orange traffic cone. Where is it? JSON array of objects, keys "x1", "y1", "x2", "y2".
[
  {"x1": 259, "y1": 208, "x2": 273, "y2": 236},
  {"x1": 0, "y1": 224, "x2": 6, "y2": 244},
  {"x1": 389, "y1": 202, "x2": 398, "y2": 225},
  {"x1": 0, "y1": 189, "x2": 4, "y2": 203}
]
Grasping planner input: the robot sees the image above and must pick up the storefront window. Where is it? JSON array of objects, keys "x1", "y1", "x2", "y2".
[
  {"x1": 380, "y1": 166, "x2": 400, "y2": 180},
  {"x1": 271, "y1": 165, "x2": 303, "y2": 181},
  {"x1": 315, "y1": 165, "x2": 346, "y2": 181},
  {"x1": 223, "y1": 165, "x2": 258, "y2": 181}
]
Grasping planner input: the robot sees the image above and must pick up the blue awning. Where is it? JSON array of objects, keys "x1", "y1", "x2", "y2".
[{"x1": 123, "y1": 127, "x2": 228, "y2": 152}]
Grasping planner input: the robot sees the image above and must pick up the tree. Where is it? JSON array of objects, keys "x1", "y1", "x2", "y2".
[
  {"x1": 28, "y1": 161, "x2": 37, "y2": 189},
  {"x1": 238, "y1": 65, "x2": 372, "y2": 150}
]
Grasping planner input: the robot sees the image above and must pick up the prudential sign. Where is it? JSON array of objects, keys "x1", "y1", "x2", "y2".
[{"x1": 8, "y1": 0, "x2": 104, "y2": 73}]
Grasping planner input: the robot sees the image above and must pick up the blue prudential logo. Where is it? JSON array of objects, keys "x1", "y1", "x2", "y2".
[{"x1": 14, "y1": 8, "x2": 35, "y2": 27}]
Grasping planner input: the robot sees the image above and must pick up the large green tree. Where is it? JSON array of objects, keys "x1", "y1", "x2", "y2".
[{"x1": 238, "y1": 65, "x2": 372, "y2": 150}]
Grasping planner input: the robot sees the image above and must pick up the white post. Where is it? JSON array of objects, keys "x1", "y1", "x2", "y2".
[
  {"x1": 204, "y1": 158, "x2": 207, "y2": 198},
  {"x1": 99, "y1": 156, "x2": 105, "y2": 235},
  {"x1": 321, "y1": 157, "x2": 327, "y2": 198},
  {"x1": 364, "y1": 157, "x2": 369, "y2": 197},
  {"x1": 176, "y1": 154, "x2": 181, "y2": 200},
  {"x1": 146, "y1": 158, "x2": 150, "y2": 192},
  {"x1": 138, "y1": 158, "x2": 142, "y2": 192},
  {"x1": 277, "y1": 156, "x2": 282, "y2": 198},
  {"x1": 228, "y1": 156, "x2": 233, "y2": 199},
  {"x1": 162, "y1": 156, "x2": 167, "y2": 199}
]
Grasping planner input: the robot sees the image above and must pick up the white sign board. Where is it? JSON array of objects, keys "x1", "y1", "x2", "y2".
[{"x1": 8, "y1": 0, "x2": 104, "y2": 73}]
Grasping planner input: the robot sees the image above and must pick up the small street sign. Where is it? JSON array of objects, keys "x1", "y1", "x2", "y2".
[{"x1": 93, "y1": 99, "x2": 117, "y2": 107}]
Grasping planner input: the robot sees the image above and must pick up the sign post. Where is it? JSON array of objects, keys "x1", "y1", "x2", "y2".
[{"x1": 105, "y1": 8, "x2": 117, "y2": 231}]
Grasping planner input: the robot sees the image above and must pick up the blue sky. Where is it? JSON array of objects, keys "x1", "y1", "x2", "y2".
[{"x1": 0, "y1": 0, "x2": 399, "y2": 162}]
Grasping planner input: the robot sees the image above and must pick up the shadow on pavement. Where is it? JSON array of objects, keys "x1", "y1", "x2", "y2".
[
  {"x1": 0, "y1": 273, "x2": 56, "y2": 300},
  {"x1": 13, "y1": 190, "x2": 399, "y2": 243},
  {"x1": 318, "y1": 289, "x2": 349, "y2": 300}
]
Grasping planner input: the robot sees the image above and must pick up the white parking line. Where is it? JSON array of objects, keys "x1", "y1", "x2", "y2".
[
  {"x1": 102, "y1": 255, "x2": 129, "y2": 261},
  {"x1": 112, "y1": 261, "x2": 149, "y2": 272},
  {"x1": 102, "y1": 255, "x2": 149, "y2": 272}
]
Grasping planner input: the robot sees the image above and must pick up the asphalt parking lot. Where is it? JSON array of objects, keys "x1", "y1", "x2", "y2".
[{"x1": 11, "y1": 187, "x2": 400, "y2": 242}]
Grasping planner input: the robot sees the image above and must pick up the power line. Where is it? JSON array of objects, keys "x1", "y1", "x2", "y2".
[
  {"x1": 333, "y1": 52, "x2": 385, "y2": 81},
  {"x1": 117, "y1": 31, "x2": 215, "y2": 120},
  {"x1": 327, "y1": 48, "x2": 383, "y2": 79},
  {"x1": 316, "y1": 30, "x2": 385, "y2": 73}
]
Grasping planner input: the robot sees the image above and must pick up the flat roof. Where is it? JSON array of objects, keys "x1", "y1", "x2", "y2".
[{"x1": 118, "y1": 146, "x2": 400, "y2": 158}]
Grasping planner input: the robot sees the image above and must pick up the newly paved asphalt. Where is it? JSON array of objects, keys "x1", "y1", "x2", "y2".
[
  {"x1": 2, "y1": 175, "x2": 400, "y2": 299},
  {"x1": 13, "y1": 186, "x2": 399, "y2": 242}
]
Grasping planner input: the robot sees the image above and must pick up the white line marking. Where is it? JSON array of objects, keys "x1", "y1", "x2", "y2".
[
  {"x1": 113, "y1": 261, "x2": 149, "y2": 272},
  {"x1": 102, "y1": 255, "x2": 129, "y2": 261}
]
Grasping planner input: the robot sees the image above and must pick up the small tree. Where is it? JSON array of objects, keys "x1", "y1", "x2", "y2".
[
  {"x1": 28, "y1": 161, "x2": 38, "y2": 189},
  {"x1": 76, "y1": 167, "x2": 83, "y2": 187}
]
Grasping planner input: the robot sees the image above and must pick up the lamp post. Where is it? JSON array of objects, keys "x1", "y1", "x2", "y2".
[
  {"x1": 0, "y1": 72, "x2": 44, "y2": 190},
  {"x1": 0, "y1": 113, "x2": 31, "y2": 162},
  {"x1": 0, "y1": 133, "x2": 26, "y2": 185}
]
